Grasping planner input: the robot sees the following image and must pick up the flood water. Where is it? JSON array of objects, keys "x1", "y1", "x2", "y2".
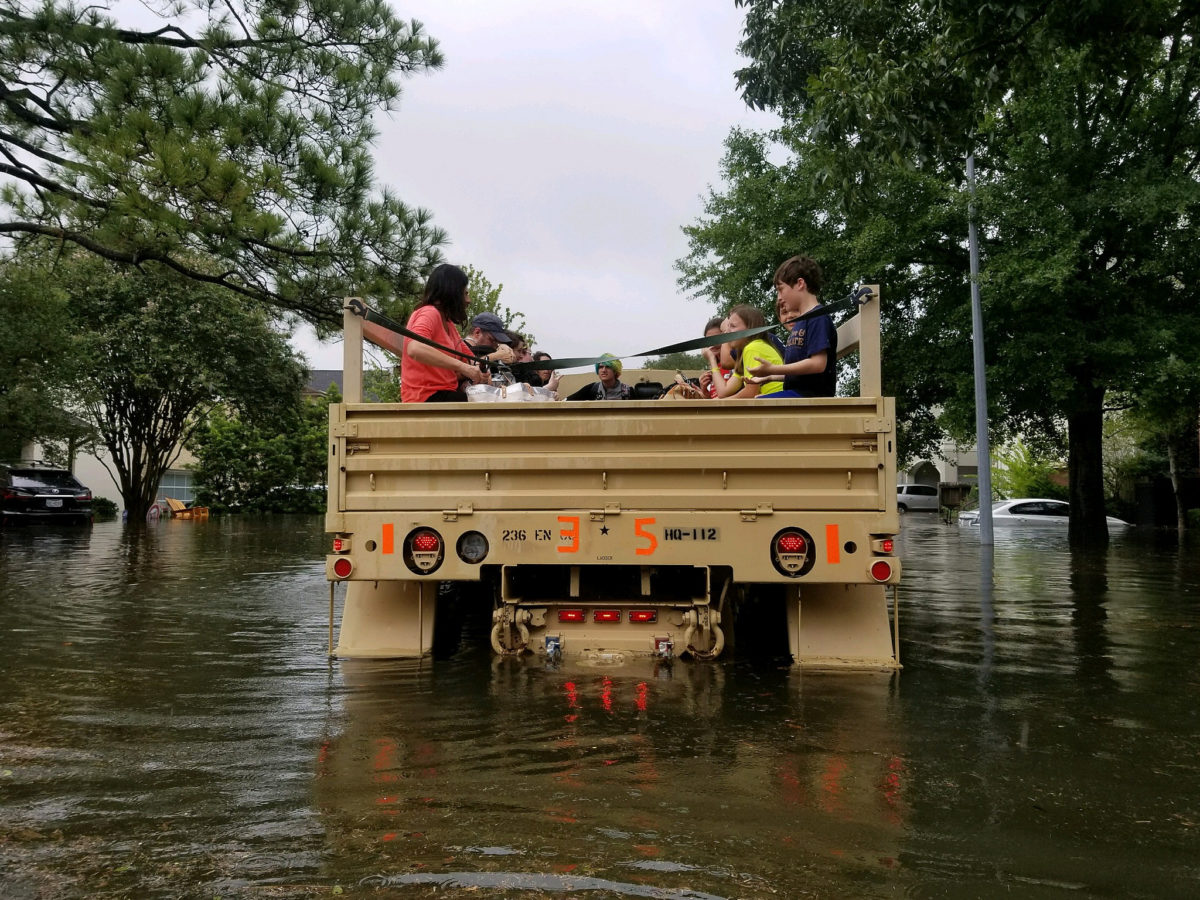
[{"x1": 2, "y1": 516, "x2": 1198, "y2": 899}]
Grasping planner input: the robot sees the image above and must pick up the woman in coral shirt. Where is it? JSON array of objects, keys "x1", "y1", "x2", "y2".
[{"x1": 398, "y1": 265, "x2": 510, "y2": 402}]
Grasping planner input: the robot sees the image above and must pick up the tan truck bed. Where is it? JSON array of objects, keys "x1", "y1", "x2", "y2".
[{"x1": 329, "y1": 397, "x2": 895, "y2": 516}]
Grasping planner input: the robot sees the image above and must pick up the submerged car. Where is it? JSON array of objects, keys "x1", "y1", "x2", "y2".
[
  {"x1": 897, "y1": 483, "x2": 940, "y2": 512},
  {"x1": 958, "y1": 498, "x2": 1129, "y2": 528},
  {"x1": 1, "y1": 465, "x2": 94, "y2": 526}
]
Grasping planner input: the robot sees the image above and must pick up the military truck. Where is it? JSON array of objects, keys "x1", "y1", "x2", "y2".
[{"x1": 324, "y1": 286, "x2": 901, "y2": 669}]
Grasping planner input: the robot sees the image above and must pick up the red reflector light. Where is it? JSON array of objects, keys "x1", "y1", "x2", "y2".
[
  {"x1": 333, "y1": 557, "x2": 353, "y2": 579},
  {"x1": 412, "y1": 532, "x2": 440, "y2": 552},
  {"x1": 628, "y1": 610, "x2": 657, "y2": 623},
  {"x1": 594, "y1": 609, "x2": 621, "y2": 623},
  {"x1": 332, "y1": 538, "x2": 347, "y2": 553},
  {"x1": 558, "y1": 609, "x2": 585, "y2": 623},
  {"x1": 777, "y1": 533, "x2": 806, "y2": 553},
  {"x1": 881, "y1": 538, "x2": 894, "y2": 554},
  {"x1": 870, "y1": 560, "x2": 893, "y2": 582}
]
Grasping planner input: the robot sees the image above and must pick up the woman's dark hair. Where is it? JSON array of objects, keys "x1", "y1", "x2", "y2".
[
  {"x1": 420, "y1": 264, "x2": 470, "y2": 323},
  {"x1": 533, "y1": 351, "x2": 552, "y2": 362}
]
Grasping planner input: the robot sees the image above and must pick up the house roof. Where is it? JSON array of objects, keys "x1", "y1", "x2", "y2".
[{"x1": 305, "y1": 370, "x2": 343, "y2": 396}]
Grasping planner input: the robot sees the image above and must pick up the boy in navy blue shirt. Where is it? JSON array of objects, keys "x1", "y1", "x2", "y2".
[{"x1": 748, "y1": 255, "x2": 837, "y2": 397}]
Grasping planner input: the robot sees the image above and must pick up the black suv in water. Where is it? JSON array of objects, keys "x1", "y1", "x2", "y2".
[{"x1": 1, "y1": 465, "x2": 94, "y2": 526}]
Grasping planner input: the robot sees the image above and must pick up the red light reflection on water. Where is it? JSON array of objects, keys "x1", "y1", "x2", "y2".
[
  {"x1": 881, "y1": 755, "x2": 905, "y2": 824},
  {"x1": 372, "y1": 737, "x2": 398, "y2": 784},
  {"x1": 820, "y1": 757, "x2": 848, "y2": 815}
]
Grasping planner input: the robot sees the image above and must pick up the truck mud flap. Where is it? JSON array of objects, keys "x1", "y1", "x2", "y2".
[{"x1": 786, "y1": 583, "x2": 899, "y2": 670}]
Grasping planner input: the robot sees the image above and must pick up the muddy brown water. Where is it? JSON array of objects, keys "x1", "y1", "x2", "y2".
[{"x1": 1, "y1": 516, "x2": 1198, "y2": 898}]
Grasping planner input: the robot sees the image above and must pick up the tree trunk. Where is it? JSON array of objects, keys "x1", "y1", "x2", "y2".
[
  {"x1": 1067, "y1": 389, "x2": 1109, "y2": 550},
  {"x1": 1166, "y1": 440, "x2": 1186, "y2": 535}
]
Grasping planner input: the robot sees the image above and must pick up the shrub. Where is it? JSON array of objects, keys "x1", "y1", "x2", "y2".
[{"x1": 92, "y1": 497, "x2": 119, "y2": 519}]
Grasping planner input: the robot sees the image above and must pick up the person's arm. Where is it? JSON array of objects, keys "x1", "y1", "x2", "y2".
[
  {"x1": 730, "y1": 379, "x2": 765, "y2": 399},
  {"x1": 748, "y1": 351, "x2": 827, "y2": 379},
  {"x1": 407, "y1": 337, "x2": 487, "y2": 385},
  {"x1": 362, "y1": 320, "x2": 404, "y2": 355}
]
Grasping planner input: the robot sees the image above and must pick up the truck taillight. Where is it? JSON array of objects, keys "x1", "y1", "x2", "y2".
[
  {"x1": 403, "y1": 528, "x2": 444, "y2": 574},
  {"x1": 871, "y1": 536, "x2": 895, "y2": 554},
  {"x1": 777, "y1": 533, "x2": 806, "y2": 553},
  {"x1": 558, "y1": 609, "x2": 585, "y2": 623},
  {"x1": 771, "y1": 527, "x2": 815, "y2": 578},
  {"x1": 332, "y1": 536, "x2": 351, "y2": 553},
  {"x1": 332, "y1": 557, "x2": 353, "y2": 578},
  {"x1": 628, "y1": 610, "x2": 657, "y2": 623},
  {"x1": 412, "y1": 532, "x2": 440, "y2": 552},
  {"x1": 594, "y1": 609, "x2": 620, "y2": 623},
  {"x1": 870, "y1": 560, "x2": 894, "y2": 582}
]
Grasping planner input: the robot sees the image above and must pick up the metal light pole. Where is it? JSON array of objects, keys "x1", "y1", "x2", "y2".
[{"x1": 967, "y1": 153, "x2": 994, "y2": 544}]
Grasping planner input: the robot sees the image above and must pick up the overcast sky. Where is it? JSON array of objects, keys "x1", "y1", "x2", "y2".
[{"x1": 295, "y1": 0, "x2": 778, "y2": 371}]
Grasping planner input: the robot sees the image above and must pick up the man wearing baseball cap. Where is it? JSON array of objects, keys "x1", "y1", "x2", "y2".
[{"x1": 465, "y1": 312, "x2": 514, "y2": 362}]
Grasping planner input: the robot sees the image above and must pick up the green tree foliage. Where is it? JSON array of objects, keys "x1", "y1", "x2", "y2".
[
  {"x1": 0, "y1": 1, "x2": 447, "y2": 323},
  {"x1": 992, "y1": 439, "x2": 1069, "y2": 502},
  {"x1": 733, "y1": 0, "x2": 1166, "y2": 177},
  {"x1": 1118, "y1": 352, "x2": 1200, "y2": 531},
  {"x1": 11, "y1": 250, "x2": 309, "y2": 519},
  {"x1": 690, "y1": 1, "x2": 1200, "y2": 546},
  {"x1": 189, "y1": 385, "x2": 336, "y2": 513},
  {"x1": 641, "y1": 352, "x2": 706, "y2": 371},
  {"x1": 0, "y1": 260, "x2": 93, "y2": 460},
  {"x1": 363, "y1": 365, "x2": 400, "y2": 403}
]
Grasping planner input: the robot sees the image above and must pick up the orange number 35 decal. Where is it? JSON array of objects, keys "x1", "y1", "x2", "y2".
[{"x1": 634, "y1": 517, "x2": 658, "y2": 556}]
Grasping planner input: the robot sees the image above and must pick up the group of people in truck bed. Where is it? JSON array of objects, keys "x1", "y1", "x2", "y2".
[{"x1": 371, "y1": 254, "x2": 835, "y2": 403}]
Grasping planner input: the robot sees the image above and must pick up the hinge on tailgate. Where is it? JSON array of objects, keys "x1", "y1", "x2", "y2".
[
  {"x1": 589, "y1": 504, "x2": 622, "y2": 521},
  {"x1": 862, "y1": 417, "x2": 893, "y2": 433},
  {"x1": 442, "y1": 504, "x2": 474, "y2": 522},
  {"x1": 332, "y1": 423, "x2": 358, "y2": 437},
  {"x1": 739, "y1": 503, "x2": 774, "y2": 522}
]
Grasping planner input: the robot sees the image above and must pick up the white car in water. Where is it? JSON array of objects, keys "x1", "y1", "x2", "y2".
[
  {"x1": 958, "y1": 498, "x2": 1130, "y2": 528},
  {"x1": 897, "y1": 483, "x2": 940, "y2": 512}
]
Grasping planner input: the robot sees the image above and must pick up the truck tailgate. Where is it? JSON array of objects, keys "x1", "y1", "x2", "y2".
[{"x1": 330, "y1": 397, "x2": 894, "y2": 514}]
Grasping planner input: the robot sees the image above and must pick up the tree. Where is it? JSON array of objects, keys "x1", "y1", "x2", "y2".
[
  {"x1": 1120, "y1": 352, "x2": 1200, "y2": 533},
  {"x1": 0, "y1": 0, "x2": 447, "y2": 323},
  {"x1": 700, "y1": 1, "x2": 1200, "y2": 547},
  {"x1": 17, "y1": 250, "x2": 309, "y2": 519},
  {"x1": 189, "y1": 385, "x2": 336, "y2": 513},
  {"x1": 0, "y1": 260, "x2": 92, "y2": 461},
  {"x1": 641, "y1": 351, "x2": 707, "y2": 371}
]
